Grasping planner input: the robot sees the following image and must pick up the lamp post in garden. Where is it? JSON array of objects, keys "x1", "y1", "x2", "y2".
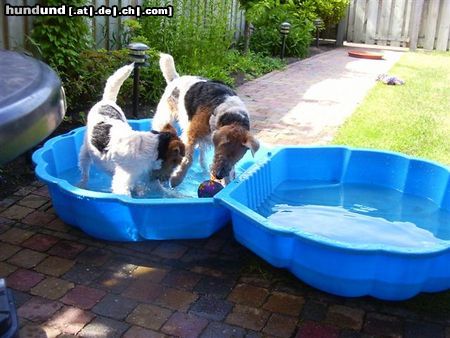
[
  {"x1": 279, "y1": 22, "x2": 291, "y2": 59},
  {"x1": 313, "y1": 18, "x2": 324, "y2": 48},
  {"x1": 128, "y1": 42, "x2": 149, "y2": 118}
]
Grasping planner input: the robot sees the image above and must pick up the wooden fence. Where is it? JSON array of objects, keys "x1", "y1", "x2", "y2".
[
  {"x1": 344, "y1": 0, "x2": 450, "y2": 51},
  {"x1": 0, "y1": 0, "x2": 245, "y2": 50}
]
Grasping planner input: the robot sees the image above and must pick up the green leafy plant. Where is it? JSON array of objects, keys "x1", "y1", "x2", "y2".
[
  {"x1": 307, "y1": 0, "x2": 350, "y2": 27},
  {"x1": 29, "y1": 0, "x2": 91, "y2": 76},
  {"x1": 244, "y1": 0, "x2": 315, "y2": 58}
]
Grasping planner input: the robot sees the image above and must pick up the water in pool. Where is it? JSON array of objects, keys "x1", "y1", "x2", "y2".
[
  {"x1": 59, "y1": 152, "x2": 215, "y2": 198},
  {"x1": 257, "y1": 180, "x2": 450, "y2": 247}
]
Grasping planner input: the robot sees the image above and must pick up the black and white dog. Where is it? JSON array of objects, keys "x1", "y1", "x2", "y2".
[
  {"x1": 78, "y1": 64, "x2": 185, "y2": 196},
  {"x1": 152, "y1": 53, "x2": 259, "y2": 187}
]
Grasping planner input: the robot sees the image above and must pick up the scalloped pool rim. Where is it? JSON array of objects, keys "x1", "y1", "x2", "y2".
[{"x1": 216, "y1": 146, "x2": 450, "y2": 255}]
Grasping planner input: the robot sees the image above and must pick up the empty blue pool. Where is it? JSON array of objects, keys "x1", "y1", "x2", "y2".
[
  {"x1": 32, "y1": 119, "x2": 267, "y2": 241},
  {"x1": 216, "y1": 146, "x2": 450, "y2": 300}
]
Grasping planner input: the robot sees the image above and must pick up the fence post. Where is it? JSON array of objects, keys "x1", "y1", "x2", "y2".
[
  {"x1": 409, "y1": 0, "x2": 424, "y2": 51},
  {"x1": 436, "y1": 0, "x2": 450, "y2": 51},
  {"x1": 336, "y1": 6, "x2": 349, "y2": 46}
]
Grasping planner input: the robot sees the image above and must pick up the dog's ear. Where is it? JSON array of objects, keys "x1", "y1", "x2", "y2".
[
  {"x1": 242, "y1": 134, "x2": 260, "y2": 157},
  {"x1": 161, "y1": 123, "x2": 177, "y2": 136},
  {"x1": 170, "y1": 141, "x2": 185, "y2": 157}
]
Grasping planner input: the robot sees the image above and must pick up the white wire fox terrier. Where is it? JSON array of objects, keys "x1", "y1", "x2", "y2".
[
  {"x1": 78, "y1": 64, "x2": 185, "y2": 196},
  {"x1": 152, "y1": 53, "x2": 260, "y2": 187}
]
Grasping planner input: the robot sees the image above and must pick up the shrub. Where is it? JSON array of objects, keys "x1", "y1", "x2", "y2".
[
  {"x1": 244, "y1": 0, "x2": 315, "y2": 58},
  {"x1": 29, "y1": 0, "x2": 91, "y2": 76},
  {"x1": 132, "y1": 0, "x2": 235, "y2": 77},
  {"x1": 62, "y1": 48, "x2": 163, "y2": 119},
  {"x1": 309, "y1": 0, "x2": 350, "y2": 27}
]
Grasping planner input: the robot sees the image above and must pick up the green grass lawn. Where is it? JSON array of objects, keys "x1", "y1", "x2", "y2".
[
  {"x1": 333, "y1": 51, "x2": 450, "y2": 165},
  {"x1": 334, "y1": 51, "x2": 450, "y2": 314}
]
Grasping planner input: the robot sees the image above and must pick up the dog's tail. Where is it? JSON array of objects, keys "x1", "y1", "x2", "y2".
[
  {"x1": 159, "y1": 53, "x2": 179, "y2": 83},
  {"x1": 102, "y1": 63, "x2": 134, "y2": 102}
]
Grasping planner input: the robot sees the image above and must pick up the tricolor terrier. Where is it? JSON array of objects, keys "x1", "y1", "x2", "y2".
[
  {"x1": 152, "y1": 53, "x2": 260, "y2": 187},
  {"x1": 78, "y1": 64, "x2": 185, "y2": 196}
]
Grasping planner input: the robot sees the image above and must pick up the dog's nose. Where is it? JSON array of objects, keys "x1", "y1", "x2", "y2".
[{"x1": 215, "y1": 167, "x2": 228, "y2": 180}]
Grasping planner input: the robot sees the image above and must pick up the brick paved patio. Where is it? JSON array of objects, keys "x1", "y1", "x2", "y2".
[{"x1": 2, "y1": 47, "x2": 450, "y2": 337}]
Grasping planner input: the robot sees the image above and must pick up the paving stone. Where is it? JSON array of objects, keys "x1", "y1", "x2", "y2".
[
  {"x1": 18, "y1": 297, "x2": 63, "y2": 322},
  {"x1": 93, "y1": 269, "x2": 132, "y2": 293},
  {"x1": 48, "y1": 240, "x2": 86, "y2": 259},
  {"x1": 33, "y1": 186, "x2": 50, "y2": 197},
  {"x1": 301, "y1": 299, "x2": 328, "y2": 321},
  {"x1": 0, "y1": 204, "x2": 34, "y2": 220},
  {"x1": 162, "y1": 311, "x2": 209, "y2": 338},
  {"x1": 123, "y1": 326, "x2": 167, "y2": 338},
  {"x1": 75, "y1": 247, "x2": 111, "y2": 266},
  {"x1": 194, "y1": 276, "x2": 235, "y2": 299},
  {"x1": 339, "y1": 329, "x2": 372, "y2": 338},
  {"x1": 22, "y1": 210, "x2": 56, "y2": 226},
  {"x1": 92, "y1": 294, "x2": 137, "y2": 320},
  {"x1": 14, "y1": 185, "x2": 37, "y2": 197},
  {"x1": 46, "y1": 306, "x2": 95, "y2": 335},
  {"x1": 11, "y1": 289, "x2": 32, "y2": 307},
  {"x1": 103, "y1": 256, "x2": 138, "y2": 274},
  {"x1": 8, "y1": 248, "x2": 46, "y2": 269},
  {"x1": 190, "y1": 295, "x2": 234, "y2": 321},
  {"x1": 19, "y1": 323, "x2": 61, "y2": 338},
  {"x1": 263, "y1": 291, "x2": 305, "y2": 316},
  {"x1": 61, "y1": 285, "x2": 106, "y2": 310},
  {"x1": 126, "y1": 303, "x2": 172, "y2": 330},
  {"x1": 296, "y1": 320, "x2": 340, "y2": 338},
  {"x1": 326, "y1": 305, "x2": 365, "y2": 331},
  {"x1": 162, "y1": 269, "x2": 202, "y2": 290},
  {"x1": 22, "y1": 234, "x2": 59, "y2": 252},
  {"x1": 0, "y1": 215, "x2": 15, "y2": 228},
  {"x1": 35, "y1": 256, "x2": 74, "y2": 277},
  {"x1": 226, "y1": 304, "x2": 270, "y2": 331},
  {"x1": 63, "y1": 263, "x2": 104, "y2": 285},
  {"x1": 30, "y1": 277, "x2": 74, "y2": 300},
  {"x1": 153, "y1": 242, "x2": 188, "y2": 259},
  {"x1": 154, "y1": 287, "x2": 198, "y2": 312},
  {"x1": 123, "y1": 280, "x2": 165, "y2": 303},
  {"x1": 131, "y1": 265, "x2": 169, "y2": 282},
  {"x1": 0, "y1": 197, "x2": 18, "y2": 211},
  {"x1": 7, "y1": 269, "x2": 44, "y2": 291},
  {"x1": 0, "y1": 261, "x2": 17, "y2": 276},
  {"x1": 200, "y1": 321, "x2": 246, "y2": 338},
  {"x1": 78, "y1": 316, "x2": 129, "y2": 338},
  {"x1": 18, "y1": 194, "x2": 49, "y2": 209},
  {"x1": 363, "y1": 312, "x2": 403, "y2": 337},
  {"x1": 0, "y1": 227, "x2": 34, "y2": 244},
  {"x1": 45, "y1": 218, "x2": 71, "y2": 232},
  {"x1": 239, "y1": 275, "x2": 272, "y2": 289},
  {"x1": 404, "y1": 321, "x2": 445, "y2": 338},
  {"x1": 228, "y1": 283, "x2": 269, "y2": 307},
  {"x1": 263, "y1": 313, "x2": 298, "y2": 338},
  {"x1": 0, "y1": 243, "x2": 21, "y2": 261}
]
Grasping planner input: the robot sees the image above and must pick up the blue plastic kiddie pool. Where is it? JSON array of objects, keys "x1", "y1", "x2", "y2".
[
  {"x1": 32, "y1": 119, "x2": 267, "y2": 241},
  {"x1": 217, "y1": 146, "x2": 450, "y2": 300}
]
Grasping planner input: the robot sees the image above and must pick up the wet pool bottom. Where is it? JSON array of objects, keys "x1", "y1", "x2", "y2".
[{"x1": 257, "y1": 180, "x2": 450, "y2": 248}]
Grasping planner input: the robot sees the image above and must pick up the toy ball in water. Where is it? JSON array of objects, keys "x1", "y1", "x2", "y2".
[{"x1": 198, "y1": 180, "x2": 224, "y2": 198}]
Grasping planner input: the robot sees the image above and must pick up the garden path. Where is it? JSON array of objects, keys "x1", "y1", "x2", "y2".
[{"x1": 237, "y1": 46, "x2": 404, "y2": 145}]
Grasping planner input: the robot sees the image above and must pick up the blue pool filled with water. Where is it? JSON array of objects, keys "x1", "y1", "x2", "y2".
[
  {"x1": 217, "y1": 146, "x2": 450, "y2": 300},
  {"x1": 258, "y1": 181, "x2": 450, "y2": 248},
  {"x1": 33, "y1": 119, "x2": 267, "y2": 241}
]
